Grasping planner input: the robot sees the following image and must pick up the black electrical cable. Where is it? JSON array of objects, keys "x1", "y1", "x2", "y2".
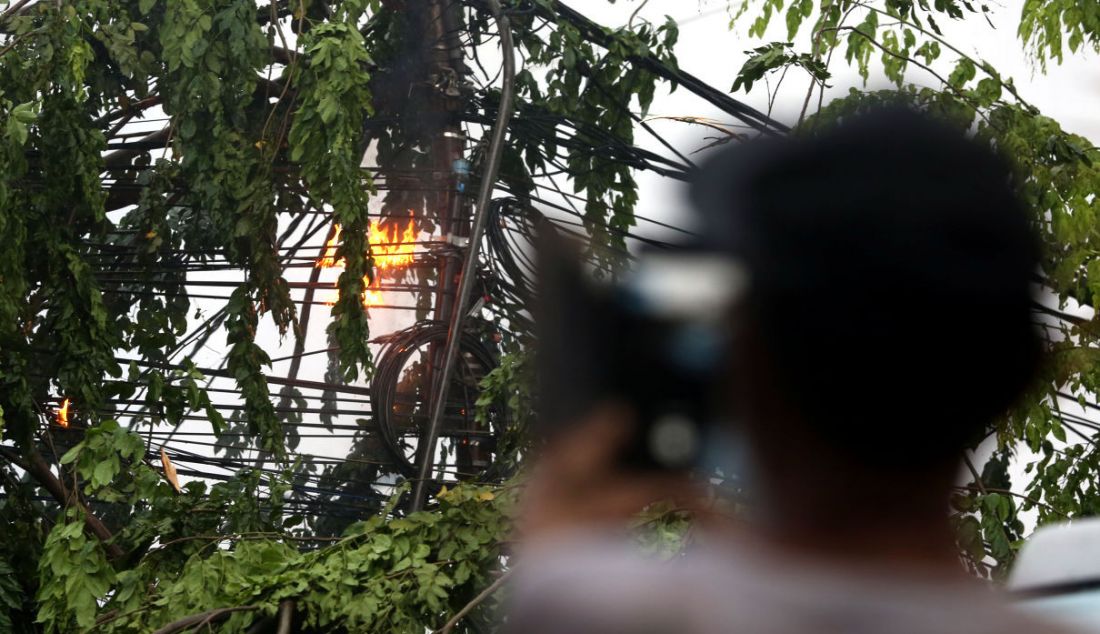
[
  {"x1": 486, "y1": 198, "x2": 544, "y2": 303},
  {"x1": 371, "y1": 321, "x2": 508, "y2": 481}
]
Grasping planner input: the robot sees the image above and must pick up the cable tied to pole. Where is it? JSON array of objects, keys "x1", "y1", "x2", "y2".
[{"x1": 372, "y1": 321, "x2": 508, "y2": 481}]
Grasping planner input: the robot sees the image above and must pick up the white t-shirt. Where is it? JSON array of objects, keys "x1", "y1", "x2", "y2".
[{"x1": 505, "y1": 535, "x2": 1079, "y2": 634}]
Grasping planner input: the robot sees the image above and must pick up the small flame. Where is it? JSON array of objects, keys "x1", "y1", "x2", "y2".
[
  {"x1": 317, "y1": 224, "x2": 343, "y2": 269},
  {"x1": 315, "y1": 215, "x2": 418, "y2": 308},
  {"x1": 57, "y1": 398, "x2": 70, "y2": 428},
  {"x1": 363, "y1": 286, "x2": 386, "y2": 307}
]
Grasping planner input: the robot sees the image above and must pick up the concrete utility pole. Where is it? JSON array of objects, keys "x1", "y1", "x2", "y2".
[
  {"x1": 409, "y1": 0, "x2": 515, "y2": 511},
  {"x1": 407, "y1": 0, "x2": 472, "y2": 508}
]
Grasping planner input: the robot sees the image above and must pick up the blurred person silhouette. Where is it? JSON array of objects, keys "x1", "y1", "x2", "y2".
[{"x1": 505, "y1": 107, "x2": 1074, "y2": 633}]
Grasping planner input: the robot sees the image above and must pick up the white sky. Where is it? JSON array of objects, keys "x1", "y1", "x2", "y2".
[{"x1": 583, "y1": 0, "x2": 1100, "y2": 233}]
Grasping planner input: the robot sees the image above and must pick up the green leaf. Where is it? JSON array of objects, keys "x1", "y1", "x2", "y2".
[
  {"x1": 59, "y1": 445, "x2": 82, "y2": 465},
  {"x1": 92, "y1": 459, "x2": 116, "y2": 488}
]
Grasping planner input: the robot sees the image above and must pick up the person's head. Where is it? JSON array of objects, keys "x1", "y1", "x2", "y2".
[{"x1": 691, "y1": 108, "x2": 1040, "y2": 528}]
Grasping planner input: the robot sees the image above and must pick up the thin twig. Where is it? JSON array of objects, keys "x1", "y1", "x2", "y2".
[
  {"x1": 962, "y1": 453, "x2": 988, "y2": 495},
  {"x1": 798, "y1": 3, "x2": 860, "y2": 127},
  {"x1": 767, "y1": 63, "x2": 790, "y2": 119},
  {"x1": 955, "y1": 484, "x2": 1065, "y2": 517},
  {"x1": 141, "y1": 531, "x2": 345, "y2": 560},
  {"x1": 627, "y1": 0, "x2": 650, "y2": 28}
]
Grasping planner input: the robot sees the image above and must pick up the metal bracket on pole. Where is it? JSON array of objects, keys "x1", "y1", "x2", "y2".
[{"x1": 409, "y1": 0, "x2": 516, "y2": 512}]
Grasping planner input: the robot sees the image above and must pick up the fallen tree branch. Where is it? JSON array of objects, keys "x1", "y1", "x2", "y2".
[
  {"x1": 151, "y1": 606, "x2": 259, "y2": 634},
  {"x1": 435, "y1": 569, "x2": 513, "y2": 634}
]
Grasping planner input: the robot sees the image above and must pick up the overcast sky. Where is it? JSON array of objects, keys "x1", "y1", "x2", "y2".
[{"x1": 584, "y1": 0, "x2": 1100, "y2": 231}]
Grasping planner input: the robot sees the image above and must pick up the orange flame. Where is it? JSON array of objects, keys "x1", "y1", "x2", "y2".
[
  {"x1": 369, "y1": 218, "x2": 418, "y2": 270},
  {"x1": 57, "y1": 398, "x2": 70, "y2": 428},
  {"x1": 317, "y1": 224, "x2": 343, "y2": 269},
  {"x1": 316, "y1": 215, "x2": 418, "y2": 308}
]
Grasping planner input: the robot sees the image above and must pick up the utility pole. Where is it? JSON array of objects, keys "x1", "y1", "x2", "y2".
[
  {"x1": 405, "y1": 0, "x2": 472, "y2": 507},
  {"x1": 409, "y1": 0, "x2": 515, "y2": 511},
  {"x1": 425, "y1": 0, "x2": 470, "y2": 339}
]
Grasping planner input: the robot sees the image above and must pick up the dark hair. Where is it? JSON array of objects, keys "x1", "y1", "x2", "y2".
[{"x1": 691, "y1": 108, "x2": 1040, "y2": 468}]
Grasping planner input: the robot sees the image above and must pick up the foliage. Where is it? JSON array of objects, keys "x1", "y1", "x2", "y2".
[
  {"x1": 155, "y1": 0, "x2": 292, "y2": 454},
  {"x1": 1019, "y1": 0, "x2": 1100, "y2": 67},
  {"x1": 0, "y1": 558, "x2": 24, "y2": 631},
  {"x1": 507, "y1": 2, "x2": 679, "y2": 255},
  {"x1": 630, "y1": 502, "x2": 695, "y2": 559},
  {"x1": 36, "y1": 509, "x2": 116, "y2": 633},
  {"x1": 16, "y1": 411, "x2": 514, "y2": 632},
  {"x1": 98, "y1": 482, "x2": 514, "y2": 632},
  {"x1": 0, "y1": 0, "x2": 681, "y2": 629},
  {"x1": 288, "y1": 8, "x2": 377, "y2": 383},
  {"x1": 476, "y1": 349, "x2": 535, "y2": 473},
  {"x1": 731, "y1": 41, "x2": 830, "y2": 93}
]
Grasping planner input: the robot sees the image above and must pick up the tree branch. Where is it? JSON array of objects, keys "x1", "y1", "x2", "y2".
[
  {"x1": 962, "y1": 453, "x2": 987, "y2": 495},
  {"x1": 276, "y1": 600, "x2": 294, "y2": 634},
  {"x1": 499, "y1": 0, "x2": 788, "y2": 134},
  {"x1": 0, "y1": 0, "x2": 35, "y2": 25},
  {"x1": 95, "y1": 96, "x2": 162, "y2": 129},
  {"x1": 435, "y1": 568, "x2": 513, "y2": 634},
  {"x1": 103, "y1": 127, "x2": 171, "y2": 170},
  {"x1": 0, "y1": 445, "x2": 125, "y2": 560},
  {"x1": 955, "y1": 484, "x2": 1065, "y2": 517},
  {"x1": 141, "y1": 531, "x2": 344, "y2": 560},
  {"x1": 151, "y1": 606, "x2": 259, "y2": 634},
  {"x1": 823, "y1": 25, "x2": 994, "y2": 128}
]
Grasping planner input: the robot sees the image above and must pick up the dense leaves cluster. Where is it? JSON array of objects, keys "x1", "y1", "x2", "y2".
[
  {"x1": 506, "y1": 1, "x2": 680, "y2": 256},
  {"x1": 288, "y1": 7, "x2": 377, "y2": 382},
  {"x1": 97, "y1": 482, "x2": 513, "y2": 632},
  {"x1": 1019, "y1": 0, "x2": 1100, "y2": 67}
]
